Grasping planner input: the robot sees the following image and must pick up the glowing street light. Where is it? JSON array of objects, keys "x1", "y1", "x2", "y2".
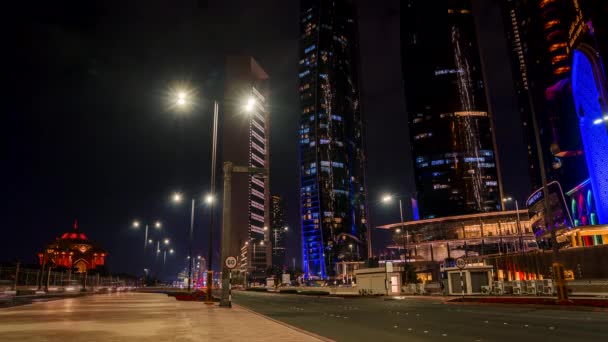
[
  {"x1": 132, "y1": 220, "x2": 161, "y2": 255},
  {"x1": 284, "y1": 226, "x2": 289, "y2": 232},
  {"x1": 176, "y1": 91, "x2": 187, "y2": 106},
  {"x1": 164, "y1": 238, "x2": 170, "y2": 245},
  {"x1": 148, "y1": 239, "x2": 153, "y2": 244},
  {"x1": 168, "y1": 86, "x2": 259, "y2": 304},
  {"x1": 381, "y1": 193, "x2": 408, "y2": 268},
  {"x1": 244, "y1": 97, "x2": 256, "y2": 112},
  {"x1": 172, "y1": 192, "x2": 183, "y2": 204}
]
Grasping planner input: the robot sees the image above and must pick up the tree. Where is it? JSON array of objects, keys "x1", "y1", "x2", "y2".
[{"x1": 403, "y1": 263, "x2": 421, "y2": 284}]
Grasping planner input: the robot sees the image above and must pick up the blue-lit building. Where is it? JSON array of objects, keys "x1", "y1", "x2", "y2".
[
  {"x1": 569, "y1": 1, "x2": 608, "y2": 224},
  {"x1": 503, "y1": 0, "x2": 608, "y2": 228},
  {"x1": 298, "y1": 0, "x2": 369, "y2": 279},
  {"x1": 402, "y1": 0, "x2": 503, "y2": 219}
]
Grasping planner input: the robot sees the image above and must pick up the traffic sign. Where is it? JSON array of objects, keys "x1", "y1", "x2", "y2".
[
  {"x1": 225, "y1": 256, "x2": 237, "y2": 269},
  {"x1": 456, "y1": 258, "x2": 466, "y2": 269}
]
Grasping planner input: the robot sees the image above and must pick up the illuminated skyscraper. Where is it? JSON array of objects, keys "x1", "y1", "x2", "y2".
[
  {"x1": 221, "y1": 56, "x2": 271, "y2": 275},
  {"x1": 402, "y1": 0, "x2": 503, "y2": 219},
  {"x1": 500, "y1": 0, "x2": 545, "y2": 191},
  {"x1": 270, "y1": 195, "x2": 287, "y2": 269},
  {"x1": 299, "y1": 0, "x2": 368, "y2": 279}
]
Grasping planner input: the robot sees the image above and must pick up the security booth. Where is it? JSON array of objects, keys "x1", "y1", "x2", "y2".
[
  {"x1": 444, "y1": 265, "x2": 493, "y2": 295},
  {"x1": 354, "y1": 264, "x2": 403, "y2": 295}
]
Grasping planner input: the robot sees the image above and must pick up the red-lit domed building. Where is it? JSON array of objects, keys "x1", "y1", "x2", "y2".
[{"x1": 38, "y1": 221, "x2": 107, "y2": 273}]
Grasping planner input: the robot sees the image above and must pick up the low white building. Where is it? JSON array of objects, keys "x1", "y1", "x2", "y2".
[{"x1": 354, "y1": 265, "x2": 403, "y2": 295}]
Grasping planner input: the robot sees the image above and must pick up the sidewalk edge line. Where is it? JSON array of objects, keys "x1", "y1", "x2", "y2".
[{"x1": 233, "y1": 303, "x2": 335, "y2": 342}]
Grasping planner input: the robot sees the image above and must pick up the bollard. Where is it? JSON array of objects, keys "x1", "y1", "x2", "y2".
[{"x1": 552, "y1": 262, "x2": 568, "y2": 302}]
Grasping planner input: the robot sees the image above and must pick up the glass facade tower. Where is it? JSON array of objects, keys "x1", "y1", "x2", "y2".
[
  {"x1": 402, "y1": 0, "x2": 503, "y2": 219},
  {"x1": 270, "y1": 195, "x2": 287, "y2": 269},
  {"x1": 299, "y1": 0, "x2": 368, "y2": 279}
]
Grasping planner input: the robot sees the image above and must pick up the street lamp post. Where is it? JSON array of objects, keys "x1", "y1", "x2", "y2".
[
  {"x1": 132, "y1": 220, "x2": 161, "y2": 254},
  {"x1": 171, "y1": 193, "x2": 197, "y2": 292},
  {"x1": 503, "y1": 197, "x2": 524, "y2": 252},
  {"x1": 206, "y1": 100, "x2": 219, "y2": 304},
  {"x1": 163, "y1": 248, "x2": 174, "y2": 266},
  {"x1": 132, "y1": 220, "x2": 161, "y2": 275},
  {"x1": 517, "y1": 39, "x2": 566, "y2": 301},
  {"x1": 172, "y1": 91, "x2": 219, "y2": 302},
  {"x1": 381, "y1": 195, "x2": 407, "y2": 262},
  {"x1": 220, "y1": 162, "x2": 268, "y2": 307},
  {"x1": 172, "y1": 90, "x2": 257, "y2": 304}
]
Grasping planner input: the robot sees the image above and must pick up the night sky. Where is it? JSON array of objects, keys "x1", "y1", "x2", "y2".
[{"x1": 2, "y1": 0, "x2": 529, "y2": 278}]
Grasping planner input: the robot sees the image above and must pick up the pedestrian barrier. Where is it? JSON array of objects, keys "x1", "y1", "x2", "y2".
[
  {"x1": 492, "y1": 281, "x2": 504, "y2": 295},
  {"x1": 481, "y1": 285, "x2": 491, "y2": 295}
]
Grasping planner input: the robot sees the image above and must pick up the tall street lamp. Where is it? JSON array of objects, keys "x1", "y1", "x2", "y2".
[
  {"x1": 220, "y1": 161, "x2": 268, "y2": 307},
  {"x1": 172, "y1": 89, "x2": 219, "y2": 303},
  {"x1": 132, "y1": 220, "x2": 162, "y2": 254},
  {"x1": 503, "y1": 197, "x2": 524, "y2": 251},
  {"x1": 381, "y1": 194, "x2": 408, "y2": 262},
  {"x1": 172, "y1": 191, "x2": 213, "y2": 292},
  {"x1": 172, "y1": 90, "x2": 258, "y2": 306},
  {"x1": 132, "y1": 220, "x2": 162, "y2": 276},
  {"x1": 163, "y1": 248, "x2": 174, "y2": 266},
  {"x1": 516, "y1": 35, "x2": 566, "y2": 301}
]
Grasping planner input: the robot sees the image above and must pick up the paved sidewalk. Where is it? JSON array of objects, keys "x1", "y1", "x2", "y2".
[{"x1": 0, "y1": 292, "x2": 324, "y2": 341}]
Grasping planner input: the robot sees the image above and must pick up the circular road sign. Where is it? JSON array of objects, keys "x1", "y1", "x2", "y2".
[
  {"x1": 225, "y1": 256, "x2": 238, "y2": 269},
  {"x1": 456, "y1": 258, "x2": 466, "y2": 269}
]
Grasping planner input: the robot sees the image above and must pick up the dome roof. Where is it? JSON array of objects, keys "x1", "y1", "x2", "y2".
[
  {"x1": 59, "y1": 220, "x2": 89, "y2": 242},
  {"x1": 60, "y1": 232, "x2": 89, "y2": 240}
]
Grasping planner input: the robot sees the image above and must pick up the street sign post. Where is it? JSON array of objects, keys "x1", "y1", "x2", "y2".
[
  {"x1": 224, "y1": 256, "x2": 237, "y2": 308},
  {"x1": 225, "y1": 256, "x2": 237, "y2": 269},
  {"x1": 456, "y1": 258, "x2": 466, "y2": 298}
]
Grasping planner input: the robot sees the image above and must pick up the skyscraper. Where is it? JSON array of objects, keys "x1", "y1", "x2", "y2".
[
  {"x1": 500, "y1": 0, "x2": 545, "y2": 191},
  {"x1": 402, "y1": 0, "x2": 503, "y2": 219},
  {"x1": 270, "y1": 195, "x2": 287, "y2": 269},
  {"x1": 221, "y1": 56, "x2": 271, "y2": 275},
  {"x1": 299, "y1": 0, "x2": 369, "y2": 279}
]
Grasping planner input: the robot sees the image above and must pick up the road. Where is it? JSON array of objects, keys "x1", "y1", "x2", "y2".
[{"x1": 233, "y1": 291, "x2": 608, "y2": 342}]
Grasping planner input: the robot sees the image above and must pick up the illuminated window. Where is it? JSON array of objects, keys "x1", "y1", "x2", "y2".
[{"x1": 304, "y1": 44, "x2": 316, "y2": 54}]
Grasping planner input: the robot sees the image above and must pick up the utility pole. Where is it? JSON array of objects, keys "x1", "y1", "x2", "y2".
[
  {"x1": 205, "y1": 100, "x2": 219, "y2": 304},
  {"x1": 522, "y1": 45, "x2": 567, "y2": 301},
  {"x1": 220, "y1": 162, "x2": 268, "y2": 307},
  {"x1": 13, "y1": 261, "x2": 20, "y2": 291}
]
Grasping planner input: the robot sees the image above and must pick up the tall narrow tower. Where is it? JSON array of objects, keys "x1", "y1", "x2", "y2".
[
  {"x1": 299, "y1": 0, "x2": 368, "y2": 279},
  {"x1": 270, "y1": 195, "x2": 287, "y2": 269},
  {"x1": 222, "y1": 56, "x2": 271, "y2": 276},
  {"x1": 402, "y1": 0, "x2": 502, "y2": 219}
]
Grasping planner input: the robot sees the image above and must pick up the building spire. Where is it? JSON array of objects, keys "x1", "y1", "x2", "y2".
[{"x1": 74, "y1": 219, "x2": 78, "y2": 231}]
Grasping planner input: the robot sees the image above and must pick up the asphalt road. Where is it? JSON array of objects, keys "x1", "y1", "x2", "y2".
[{"x1": 233, "y1": 291, "x2": 608, "y2": 342}]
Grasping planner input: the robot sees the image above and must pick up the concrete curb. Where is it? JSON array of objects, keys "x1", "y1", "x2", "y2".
[{"x1": 233, "y1": 303, "x2": 335, "y2": 342}]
